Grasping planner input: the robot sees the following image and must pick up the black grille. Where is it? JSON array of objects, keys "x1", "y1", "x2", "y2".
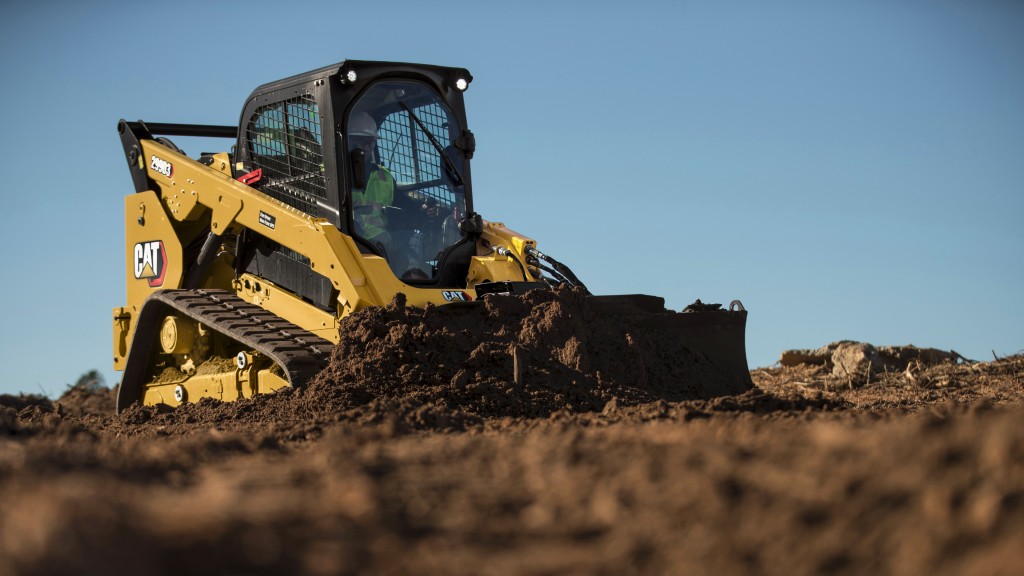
[{"x1": 247, "y1": 95, "x2": 326, "y2": 216}]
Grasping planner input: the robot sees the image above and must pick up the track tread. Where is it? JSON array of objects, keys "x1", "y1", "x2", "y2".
[{"x1": 116, "y1": 289, "x2": 335, "y2": 412}]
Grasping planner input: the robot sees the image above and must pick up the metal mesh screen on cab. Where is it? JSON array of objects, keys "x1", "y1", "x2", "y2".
[{"x1": 247, "y1": 95, "x2": 326, "y2": 216}]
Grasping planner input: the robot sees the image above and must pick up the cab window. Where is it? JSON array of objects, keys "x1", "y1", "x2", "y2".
[{"x1": 347, "y1": 81, "x2": 467, "y2": 281}]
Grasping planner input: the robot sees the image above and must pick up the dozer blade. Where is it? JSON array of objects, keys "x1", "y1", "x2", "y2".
[
  {"x1": 587, "y1": 294, "x2": 754, "y2": 396},
  {"x1": 464, "y1": 285, "x2": 754, "y2": 398}
]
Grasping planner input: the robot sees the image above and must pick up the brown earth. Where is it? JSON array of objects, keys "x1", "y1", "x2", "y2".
[{"x1": 1, "y1": 289, "x2": 1022, "y2": 575}]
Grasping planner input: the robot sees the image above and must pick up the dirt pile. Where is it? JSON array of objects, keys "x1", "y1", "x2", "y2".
[
  {"x1": 0, "y1": 394, "x2": 52, "y2": 436},
  {"x1": 55, "y1": 384, "x2": 118, "y2": 416},
  {"x1": 2, "y1": 300, "x2": 1022, "y2": 576},
  {"x1": 301, "y1": 288, "x2": 750, "y2": 422},
  {"x1": 107, "y1": 287, "x2": 752, "y2": 434},
  {"x1": 1, "y1": 355, "x2": 1022, "y2": 575}
]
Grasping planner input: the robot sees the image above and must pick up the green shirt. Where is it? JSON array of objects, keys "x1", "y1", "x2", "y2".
[{"x1": 353, "y1": 164, "x2": 394, "y2": 240}]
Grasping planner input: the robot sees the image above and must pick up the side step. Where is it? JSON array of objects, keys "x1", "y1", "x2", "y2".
[{"x1": 116, "y1": 289, "x2": 335, "y2": 413}]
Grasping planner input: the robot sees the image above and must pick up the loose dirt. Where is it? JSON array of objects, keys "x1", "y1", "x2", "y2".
[{"x1": 1, "y1": 288, "x2": 1021, "y2": 575}]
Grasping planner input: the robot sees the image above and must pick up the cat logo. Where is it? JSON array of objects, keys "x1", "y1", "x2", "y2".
[
  {"x1": 442, "y1": 291, "x2": 472, "y2": 302},
  {"x1": 134, "y1": 241, "x2": 167, "y2": 287}
]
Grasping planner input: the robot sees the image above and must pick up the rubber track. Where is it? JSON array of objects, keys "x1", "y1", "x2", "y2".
[{"x1": 116, "y1": 289, "x2": 335, "y2": 413}]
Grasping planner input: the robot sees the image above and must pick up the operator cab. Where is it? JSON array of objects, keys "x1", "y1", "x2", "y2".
[
  {"x1": 347, "y1": 80, "x2": 468, "y2": 281},
  {"x1": 234, "y1": 61, "x2": 477, "y2": 307}
]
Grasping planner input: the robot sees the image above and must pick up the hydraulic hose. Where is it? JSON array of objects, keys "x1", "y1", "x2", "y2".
[
  {"x1": 184, "y1": 231, "x2": 224, "y2": 289},
  {"x1": 527, "y1": 256, "x2": 571, "y2": 287},
  {"x1": 525, "y1": 247, "x2": 590, "y2": 295},
  {"x1": 494, "y1": 246, "x2": 529, "y2": 282}
]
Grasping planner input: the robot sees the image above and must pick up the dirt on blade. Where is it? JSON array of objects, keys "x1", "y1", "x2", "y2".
[{"x1": 301, "y1": 288, "x2": 751, "y2": 426}]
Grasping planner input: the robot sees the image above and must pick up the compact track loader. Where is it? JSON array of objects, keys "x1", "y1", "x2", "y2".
[{"x1": 113, "y1": 60, "x2": 751, "y2": 412}]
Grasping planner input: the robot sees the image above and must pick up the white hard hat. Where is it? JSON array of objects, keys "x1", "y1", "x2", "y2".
[{"x1": 349, "y1": 112, "x2": 379, "y2": 138}]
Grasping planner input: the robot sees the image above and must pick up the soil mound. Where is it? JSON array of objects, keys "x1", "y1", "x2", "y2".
[
  {"x1": 2, "y1": 355, "x2": 1022, "y2": 576},
  {"x1": 1, "y1": 395, "x2": 51, "y2": 435},
  {"x1": 297, "y1": 287, "x2": 751, "y2": 425},
  {"x1": 90, "y1": 288, "x2": 751, "y2": 435},
  {"x1": 2, "y1": 346, "x2": 1021, "y2": 575},
  {"x1": 56, "y1": 384, "x2": 116, "y2": 416}
]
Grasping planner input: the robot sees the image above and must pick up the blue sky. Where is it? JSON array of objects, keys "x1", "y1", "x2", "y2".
[{"x1": 0, "y1": 0, "x2": 1020, "y2": 396}]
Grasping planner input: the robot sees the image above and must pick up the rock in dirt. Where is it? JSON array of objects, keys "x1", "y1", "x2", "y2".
[{"x1": 780, "y1": 341, "x2": 964, "y2": 378}]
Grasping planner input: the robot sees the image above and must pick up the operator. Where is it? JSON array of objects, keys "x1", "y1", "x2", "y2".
[{"x1": 349, "y1": 112, "x2": 395, "y2": 253}]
